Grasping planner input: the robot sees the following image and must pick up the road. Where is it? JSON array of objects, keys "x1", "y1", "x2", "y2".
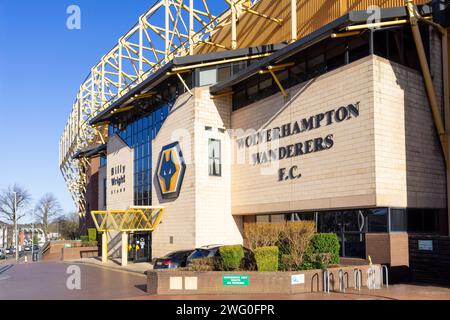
[{"x1": 1, "y1": 261, "x2": 450, "y2": 300}]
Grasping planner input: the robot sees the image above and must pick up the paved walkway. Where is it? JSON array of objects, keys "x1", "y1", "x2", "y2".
[
  {"x1": 131, "y1": 284, "x2": 450, "y2": 300},
  {"x1": 68, "y1": 257, "x2": 152, "y2": 274},
  {"x1": 1, "y1": 261, "x2": 450, "y2": 300},
  {"x1": 0, "y1": 261, "x2": 147, "y2": 299}
]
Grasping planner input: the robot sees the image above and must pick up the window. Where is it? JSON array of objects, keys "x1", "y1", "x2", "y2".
[
  {"x1": 366, "y1": 208, "x2": 388, "y2": 232},
  {"x1": 110, "y1": 101, "x2": 172, "y2": 206},
  {"x1": 103, "y1": 178, "x2": 107, "y2": 207},
  {"x1": 199, "y1": 68, "x2": 217, "y2": 86},
  {"x1": 390, "y1": 208, "x2": 408, "y2": 232},
  {"x1": 231, "y1": 25, "x2": 427, "y2": 111},
  {"x1": 208, "y1": 138, "x2": 221, "y2": 176},
  {"x1": 100, "y1": 155, "x2": 107, "y2": 167},
  {"x1": 407, "y1": 209, "x2": 440, "y2": 233}
]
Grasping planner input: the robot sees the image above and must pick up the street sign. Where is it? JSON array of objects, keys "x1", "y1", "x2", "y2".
[
  {"x1": 291, "y1": 274, "x2": 305, "y2": 285},
  {"x1": 222, "y1": 275, "x2": 249, "y2": 286}
]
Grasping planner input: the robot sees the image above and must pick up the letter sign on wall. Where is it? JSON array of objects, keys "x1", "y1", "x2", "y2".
[{"x1": 155, "y1": 142, "x2": 186, "y2": 200}]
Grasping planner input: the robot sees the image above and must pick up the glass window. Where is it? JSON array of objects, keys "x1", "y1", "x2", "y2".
[
  {"x1": 208, "y1": 138, "x2": 221, "y2": 177},
  {"x1": 232, "y1": 61, "x2": 247, "y2": 75},
  {"x1": 343, "y1": 233, "x2": 366, "y2": 258},
  {"x1": 286, "y1": 212, "x2": 314, "y2": 221},
  {"x1": 218, "y1": 66, "x2": 231, "y2": 82},
  {"x1": 390, "y1": 208, "x2": 407, "y2": 232},
  {"x1": 103, "y1": 178, "x2": 107, "y2": 207},
  {"x1": 100, "y1": 155, "x2": 107, "y2": 167},
  {"x1": 317, "y1": 211, "x2": 341, "y2": 233},
  {"x1": 256, "y1": 215, "x2": 270, "y2": 223},
  {"x1": 408, "y1": 209, "x2": 439, "y2": 233},
  {"x1": 199, "y1": 68, "x2": 217, "y2": 86},
  {"x1": 366, "y1": 208, "x2": 388, "y2": 232}
]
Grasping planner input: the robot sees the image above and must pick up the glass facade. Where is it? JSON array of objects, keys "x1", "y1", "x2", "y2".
[
  {"x1": 255, "y1": 207, "x2": 442, "y2": 258},
  {"x1": 109, "y1": 102, "x2": 171, "y2": 206},
  {"x1": 232, "y1": 25, "x2": 428, "y2": 111}
]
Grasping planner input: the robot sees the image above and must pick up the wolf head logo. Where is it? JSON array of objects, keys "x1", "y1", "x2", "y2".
[
  {"x1": 156, "y1": 142, "x2": 186, "y2": 199},
  {"x1": 160, "y1": 150, "x2": 176, "y2": 192}
]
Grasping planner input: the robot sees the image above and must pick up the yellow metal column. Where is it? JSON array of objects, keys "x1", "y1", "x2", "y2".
[
  {"x1": 101, "y1": 232, "x2": 108, "y2": 263},
  {"x1": 121, "y1": 232, "x2": 128, "y2": 267}
]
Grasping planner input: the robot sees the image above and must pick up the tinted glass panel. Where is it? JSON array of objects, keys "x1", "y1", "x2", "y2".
[
  {"x1": 367, "y1": 208, "x2": 388, "y2": 232},
  {"x1": 390, "y1": 209, "x2": 408, "y2": 232}
]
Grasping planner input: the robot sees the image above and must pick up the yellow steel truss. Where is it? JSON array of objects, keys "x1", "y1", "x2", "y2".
[
  {"x1": 59, "y1": 0, "x2": 276, "y2": 217},
  {"x1": 91, "y1": 206, "x2": 165, "y2": 232}
]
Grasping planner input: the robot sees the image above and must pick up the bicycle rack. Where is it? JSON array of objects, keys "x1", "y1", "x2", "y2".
[
  {"x1": 353, "y1": 269, "x2": 362, "y2": 291},
  {"x1": 323, "y1": 270, "x2": 330, "y2": 294},
  {"x1": 367, "y1": 267, "x2": 377, "y2": 289},
  {"x1": 338, "y1": 269, "x2": 348, "y2": 292},
  {"x1": 381, "y1": 265, "x2": 389, "y2": 288}
]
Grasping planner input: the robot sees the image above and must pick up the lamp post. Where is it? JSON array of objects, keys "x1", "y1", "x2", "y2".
[
  {"x1": 13, "y1": 192, "x2": 18, "y2": 261},
  {"x1": 31, "y1": 209, "x2": 35, "y2": 261}
]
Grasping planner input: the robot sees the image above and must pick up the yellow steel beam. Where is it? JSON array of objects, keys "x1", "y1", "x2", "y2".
[
  {"x1": 91, "y1": 207, "x2": 165, "y2": 232},
  {"x1": 210, "y1": 91, "x2": 234, "y2": 99},
  {"x1": 331, "y1": 31, "x2": 361, "y2": 38},
  {"x1": 405, "y1": 0, "x2": 448, "y2": 167},
  {"x1": 112, "y1": 105, "x2": 135, "y2": 114}
]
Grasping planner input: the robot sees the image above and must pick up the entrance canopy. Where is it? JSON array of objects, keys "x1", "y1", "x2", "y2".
[{"x1": 90, "y1": 206, "x2": 165, "y2": 232}]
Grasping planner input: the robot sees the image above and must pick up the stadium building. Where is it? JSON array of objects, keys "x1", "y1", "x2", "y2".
[{"x1": 61, "y1": 0, "x2": 450, "y2": 267}]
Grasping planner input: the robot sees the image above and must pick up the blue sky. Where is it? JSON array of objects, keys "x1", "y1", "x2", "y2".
[{"x1": 0, "y1": 1, "x2": 181, "y2": 220}]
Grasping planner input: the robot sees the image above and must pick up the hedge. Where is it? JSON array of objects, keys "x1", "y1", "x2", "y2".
[
  {"x1": 310, "y1": 233, "x2": 340, "y2": 265},
  {"x1": 219, "y1": 245, "x2": 245, "y2": 271},
  {"x1": 254, "y1": 246, "x2": 279, "y2": 271},
  {"x1": 87, "y1": 228, "x2": 97, "y2": 241}
]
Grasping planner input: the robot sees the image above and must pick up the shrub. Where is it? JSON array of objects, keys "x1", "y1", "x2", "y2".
[
  {"x1": 186, "y1": 257, "x2": 218, "y2": 271},
  {"x1": 279, "y1": 221, "x2": 315, "y2": 271},
  {"x1": 80, "y1": 235, "x2": 89, "y2": 242},
  {"x1": 243, "y1": 222, "x2": 283, "y2": 251},
  {"x1": 219, "y1": 245, "x2": 245, "y2": 271},
  {"x1": 254, "y1": 246, "x2": 279, "y2": 271},
  {"x1": 310, "y1": 233, "x2": 340, "y2": 265},
  {"x1": 87, "y1": 228, "x2": 97, "y2": 241},
  {"x1": 240, "y1": 250, "x2": 257, "y2": 271},
  {"x1": 81, "y1": 240, "x2": 98, "y2": 247}
]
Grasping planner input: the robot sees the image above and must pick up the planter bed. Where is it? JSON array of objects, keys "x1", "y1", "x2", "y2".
[{"x1": 146, "y1": 264, "x2": 382, "y2": 295}]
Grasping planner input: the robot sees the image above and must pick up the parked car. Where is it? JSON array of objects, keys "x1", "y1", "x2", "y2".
[
  {"x1": 5, "y1": 247, "x2": 15, "y2": 255},
  {"x1": 186, "y1": 245, "x2": 256, "y2": 269},
  {"x1": 153, "y1": 249, "x2": 194, "y2": 269}
]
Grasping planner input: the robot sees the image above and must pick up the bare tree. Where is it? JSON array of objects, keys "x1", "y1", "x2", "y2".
[
  {"x1": 35, "y1": 193, "x2": 62, "y2": 242},
  {"x1": 0, "y1": 184, "x2": 31, "y2": 256},
  {"x1": 57, "y1": 212, "x2": 80, "y2": 240}
]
